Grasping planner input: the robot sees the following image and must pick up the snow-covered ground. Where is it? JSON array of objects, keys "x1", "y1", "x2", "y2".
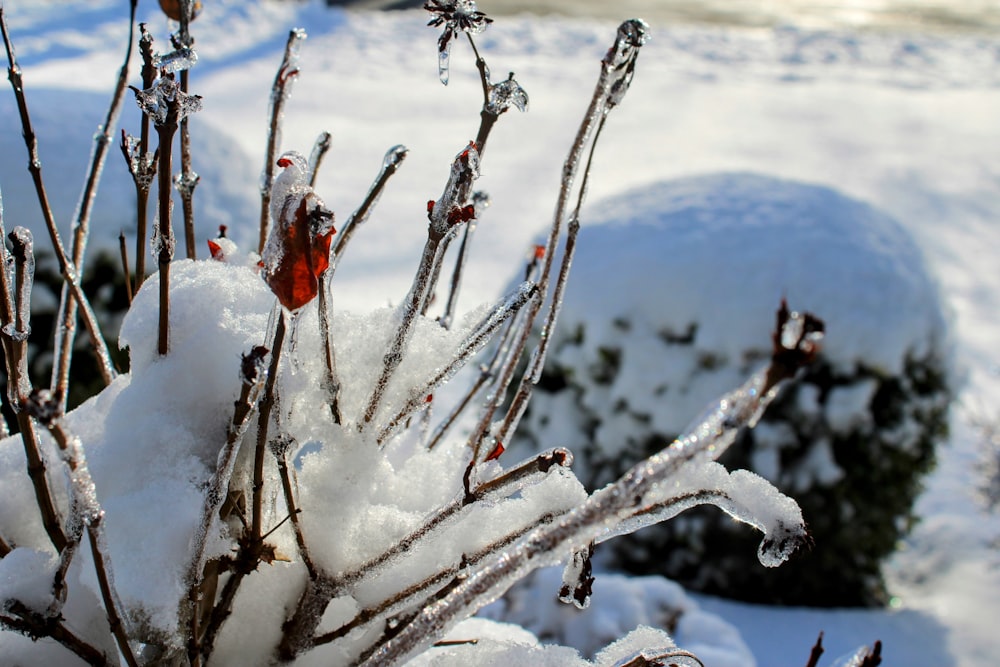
[{"x1": 0, "y1": 0, "x2": 998, "y2": 665}]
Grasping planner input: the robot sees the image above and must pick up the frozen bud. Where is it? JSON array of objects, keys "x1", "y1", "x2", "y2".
[
  {"x1": 132, "y1": 76, "x2": 203, "y2": 127},
  {"x1": 21, "y1": 389, "x2": 60, "y2": 425},
  {"x1": 207, "y1": 237, "x2": 238, "y2": 263},
  {"x1": 603, "y1": 18, "x2": 649, "y2": 109},
  {"x1": 487, "y1": 73, "x2": 529, "y2": 115},
  {"x1": 383, "y1": 144, "x2": 409, "y2": 170},
  {"x1": 240, "y1": 346, "x2": 270, "y2": 385},
  {"x1": 765, "y1": 299, "x2": 825, "y2": 391}
]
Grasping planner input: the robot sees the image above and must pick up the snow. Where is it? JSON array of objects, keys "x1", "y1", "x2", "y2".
[{"x1": 0, "y1": 0, "x2": 997, "y2": 665}]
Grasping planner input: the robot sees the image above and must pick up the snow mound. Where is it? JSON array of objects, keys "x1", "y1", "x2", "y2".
[{"x1": 560, "y1": 171, "x2": 948, "y2": 434}]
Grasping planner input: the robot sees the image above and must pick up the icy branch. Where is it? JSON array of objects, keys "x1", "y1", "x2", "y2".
[{"x1": 258, "y1": 28, "x2": 307, "y2": 253}]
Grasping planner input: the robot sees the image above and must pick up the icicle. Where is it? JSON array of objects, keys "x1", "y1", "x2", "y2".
[
  {"x1": 425, "y1": 0, "x2": 493, "y2": 86},
  {"x1": 437, "y1": 41, "x2": 452, "y2": 85},
  {"x1": 558, "y1": 544, "x2": 594, "y2": 610},
  {"x1": 598, "y1": 464, "x2": 809, "y2": 569}
]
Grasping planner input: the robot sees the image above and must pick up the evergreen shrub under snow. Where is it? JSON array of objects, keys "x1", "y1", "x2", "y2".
[{"x1": 512, "y1": 173, "x2": 951, "y2": 606}]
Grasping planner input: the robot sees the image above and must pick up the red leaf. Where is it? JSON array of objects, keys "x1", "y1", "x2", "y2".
[
  {"x1": 265, "y1": 198, "x2": 336, "y2": 311},
  {"x1": 207, "y1": 239, "x2": 224, "y2": 261},
  {"x1": 485, "y1": 441, "x2": 505, "y2": 462}
]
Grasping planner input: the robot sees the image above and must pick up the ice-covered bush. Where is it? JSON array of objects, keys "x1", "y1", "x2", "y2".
[
  {"x1": 512, "y1": 173, "x2": 950, "y2": 606},
  {"x1": 0, "y1": 2, "x2": 829, "y2": 665}
]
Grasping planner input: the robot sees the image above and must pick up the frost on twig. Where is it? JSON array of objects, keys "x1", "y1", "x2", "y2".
[
  {"x1": 362, "y1": 141, "x2": 480, "y2": 427},
  {"x1": 359, "y1": 302, "x2": 822, "y2": 666},
  {"x1": 259, "y1": 28, "x2": 307, "y2": 253}
]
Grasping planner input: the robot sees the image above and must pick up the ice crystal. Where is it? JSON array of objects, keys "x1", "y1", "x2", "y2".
[
  {"x1": 487, "y1": 73, "x2": 529, "y2": 115},
  {"x1": 425, "y1": 0, "x2": 493, "y2": 85},
  {"x1": 603, "y1": 19, "x2": 649, "y2": 109},
  {"x1": 132, "y1": 76, "x2": 203, "y2": 127},
  {"x1": 154, "y1": 46, "x2": 198, "y2": 74}
]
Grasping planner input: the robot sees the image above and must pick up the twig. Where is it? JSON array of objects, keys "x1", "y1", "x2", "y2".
[
  {"x1": 178, "y1": 77, "x2": 199, "y2": 261},
  {"x1": 174, "y1": 3, "x2": 199, "y2": 260},
  {"x1": 50, "y1": 0, "x2": 136, "y2": 411},
  {"x1": 0, "y1": 227, "x2": 66, "y2": 551},
  {"x1": 377, "y1": 280, "x2": 537, "y2": 445},
  {"x1": 805, "y1": 632, "x2": 824, "y2": 667},
  {"x1": 361, "y1": 142, "x2": 478, "y2": 428},
  {"x1": 437, "y1": 191, "x2": 488, "y2": 330},
  {"x1": 331, "y1": 144, "x2": 408, "y2": 263},
  {"x1": 492, "y1": 113, "x2": 608, "y2": 451},
  {"x1": 132, "y1": 24, "x2": 157, "y2": 292},
  {"x1": 466, "y1": 20, "x2": 647, "y2": 472},
  {"x1": 274, "y1": 438, "x2": 316, "y2": 578},
  {"x1": 252, "y1": 311, "x2": 286, "y2": 545},
  {"x1": 155, "y1": 101, "x2": 177, "y2": 356},
  {"x1": 307, "y1": 131, "x2": 332, "y2": 188},
  {"x1": 183, "y1": 344, "x2": 270, "y2": 665},
  {"x1": 198, "y1": 314, "x2": 288, "y2": 661},
  {"x1": 119, "y1": 231, "x2": 132, "y2": 305},
  {"x1": 1, "y1": 9, "x2": 117, "y2": 387},
  {"x1": 259, "y1": 29, "x2": 306, "y2": 254},
  {"x1": 425, "y1": 246, "x2": 543, "y2": 451},
  {"x1": 27, "y1": 400, "x2": 138, "y2": 667},
  {"x1": 1, "y1": 601, "x2": 111, "y2": 667}
]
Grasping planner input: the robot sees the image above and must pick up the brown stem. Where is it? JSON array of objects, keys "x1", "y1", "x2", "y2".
[
  {"x1": 361, "y1": 233, "x2": 442, "y2": 427},
  {"x1": 252, "y1": 310, "x2": 286, "y2": 543},
  {"x1": 37, "y1": 414, "x2": 137, "y2": 667},
  {"x1": 119, "y1": 231, "x2": 132, "y2": 305},
  {"x1": 155, "y1": 96, "x2": 180, "y2": 356},
  {"x1": 184, "y1": 361, "x2": 266, "y2": 665},
  {"x1": 133, "y1": 24, "x2": 157, "y2": 291},
  {"x1": 331, "y1": 144, "x2": 408, "y2": 264},
  {"x1": 50, "y1": 0, "x2": 136, "y2": 410},
  {"x1": 87, "y1": 521, "x2": 139, "y2": 667},
  {"x1": 307, "y1": 130, "x2": 332, "y2": 188},
  {"x1": 1, "y1": 10, "x2": 116, "y2": 386},
  {"x1": 805, "y1": 632, "x2": 824, "y2": 667},
  {"x1": 12, "y1": 414, "x2": 66, "y2": 551},
  {"x1": 1, "y1": 602, "x2": 111, "y2": 666},
  {"x1": 0, "y1": 228, "x2": 66, "y2": 551},
  {"x1": 179, "y1": 68, "x2": 198, "y2": 260},
  {"x1": 259, "y1": 30, "x2": 304, "y2": 254},
  {"x1": 276, "y1": 446, "x2": 316, "y2": 578}
]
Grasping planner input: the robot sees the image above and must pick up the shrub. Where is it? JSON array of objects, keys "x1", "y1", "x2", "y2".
[
  {"x1": 513, "y1": 174, "x2": 951, "y2": 606},
  {"x1": 0, "y1": 2, "x2": 830, "y2": 665}
]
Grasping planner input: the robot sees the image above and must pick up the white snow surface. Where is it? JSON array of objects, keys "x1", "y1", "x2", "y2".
[{"x1": 0, "y1": 1, "x2": 997, "y2": 666}]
